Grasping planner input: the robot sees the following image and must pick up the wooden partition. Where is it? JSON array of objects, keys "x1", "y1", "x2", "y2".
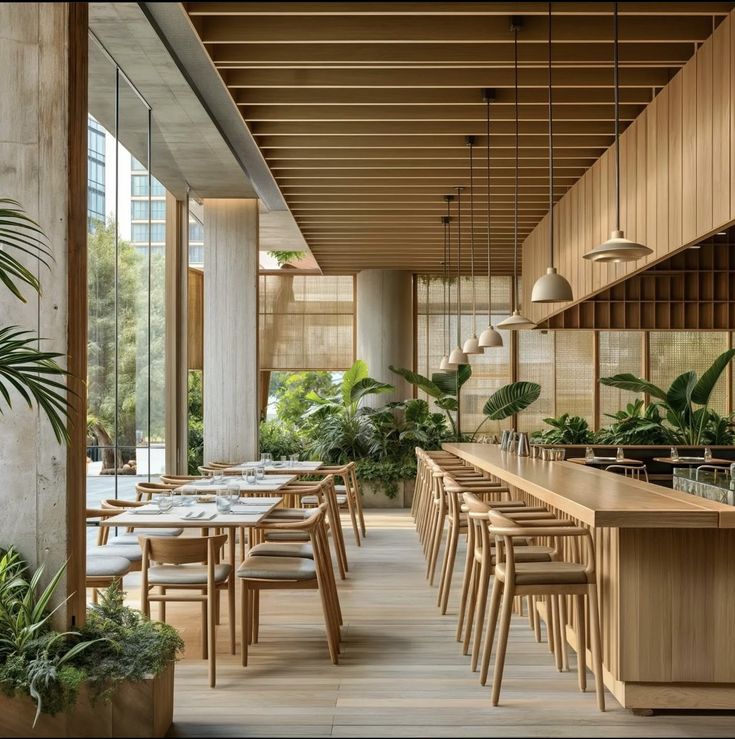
[{"x1": 522, "y1": 11, "x2": 735, "y2": 325}]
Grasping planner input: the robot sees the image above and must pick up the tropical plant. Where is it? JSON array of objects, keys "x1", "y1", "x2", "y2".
[
  {"x1": 0, "y1": 199, "x2": 70, "y2": 443},
  {"x1": 389, "y1": 364, "x2": 472, "y2": 439},
  {"x1": 532, "y1": 413, "x2": 594, "y2": 445},
  {"x1": 270, "y1": 370, "x2": 336, "y2": 426},
  {"x1": 594, "y1": 400, "x2": 670, "y2": 445},
  {"x1": 187, "y1": 371, "x2": 204, "y2": 475},
  {"x1": 599, "y1": 349, "x2": 735, "y2": 445},
  {"x1": 259, "y1": 419, "x2": 305, "y2": 460},
  {"x1": 471, "y1": 381, "x2": 542, "y2": 439},
  {"x1": 304, "y1": 360, "x2": 394, "y2": 463},
  {"x1": 267, "y1": 250, "x2": 305, "y2": 267}
]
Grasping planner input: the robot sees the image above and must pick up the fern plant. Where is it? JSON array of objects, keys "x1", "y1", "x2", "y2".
[{"x1": 0, "y1": 198, "x2": 70, "y2": 443}]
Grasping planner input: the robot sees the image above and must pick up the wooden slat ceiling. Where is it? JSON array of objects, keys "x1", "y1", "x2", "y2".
[{"x1": 186, "y1": 1, "x2": 735, "y2": 275}]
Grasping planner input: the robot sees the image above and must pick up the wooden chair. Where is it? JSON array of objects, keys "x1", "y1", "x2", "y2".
[
  {"x1": 160, "y1": 474, "x2": 204, "y2": 486},
  {"x1": 100, "y1": 499, "x2": 184, "y2": 543},
  {"x1": 140, "y1": 533, "x2": 234, "y2": 688},
  {"x1": 305, "y1": 463, "x2": 363, "y2": 546},
  {"x1": 237, "y1": 505, "x2": 341, "y2": 667},
  {"x1": 86, "y1": 508, "x2": 143, "y2": 572},
  {"x1": 85, "y1": 509, "x2": 136, "y2": 602},
  {"x1": 481, "y1": 510, "x2": 605, "y2": 711},
  {"x1": 135, "y1": 481, "x2": 176, "y2": 501},
  {"x1": 604, "y1": 464, "x2": 648, "y2": 481}
]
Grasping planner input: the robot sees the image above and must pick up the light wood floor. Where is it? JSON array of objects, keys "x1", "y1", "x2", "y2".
[{"x1": 125, "y1": 511, "x2": 735, "y2": 737}]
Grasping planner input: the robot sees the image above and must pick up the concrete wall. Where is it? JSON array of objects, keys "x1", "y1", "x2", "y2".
[
  {"x1": 0, "y1": 4, "x2": 73, "y2": 588},
  {"x1": 356, "y1": 270, "x2": 414, "y2": 405},
  {"x1": 203, "y1": 199, "x2": 259, "y2": 463}
]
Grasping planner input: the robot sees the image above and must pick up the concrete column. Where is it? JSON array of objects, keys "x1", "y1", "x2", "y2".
[
  {"x1": 0, "y1": 3, "x2": 86, "y2": 622},
  {"x1": 203, "y1": 199, "x2": 259, "y2": 463},
  {"x1": 356, "y1": 270, "x2": 414, "y2": 405}
]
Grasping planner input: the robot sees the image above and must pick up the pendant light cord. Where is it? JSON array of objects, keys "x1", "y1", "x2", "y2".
[
  {"x1": 547, "y1": 2, "x2": 555, "y2": 268},
  {"x1": 468, "y1": 138, "x2": 477, "y2": 335},
  {"x1": 486, "y1": 97, "x2": 492, "y2": 324},
  {"x1": 614, "y1": 1, "x2": 621, "y2": 232},
  {"x1": 456, "y1": 186, "x2": 462, "y2": 347},
  {"x1": 512, "y1": 22, "x2": 520, "y2": 314},
  {"x1": 442, "y1": 216, "x2": 447, "y2": 356},
  {"x1": 446, "y1": 197, "x2": 452, "y2": 355}
]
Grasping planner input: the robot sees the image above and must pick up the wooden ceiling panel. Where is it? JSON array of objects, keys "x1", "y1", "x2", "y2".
[{"x1": 186, "y1": 1, "x2": 734, "y2": 274}]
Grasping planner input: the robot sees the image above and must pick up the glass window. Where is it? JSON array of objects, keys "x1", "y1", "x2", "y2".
[
  {"x1": 599, "y1": 332, "x2": 643, "y2": 423},
  {"x1": 131, "y1": 200, "x2": 148, "y2": 220},
  {"x1": 150, "y1": 223, "x2": 165, "y2": 243},
  {"x1": 131, "y1": 175, "x2": 148, "y2": 196},
  {"x1": 131, "y1": 156, "x2": 146, "y2": 171},
  {"x1": 517, "y1": 330, "x2": 555, "y2": 433},
  {"x1": 150, "y1": 200, "x2": 166, "y2": 220},
  {"x1": 131, "y1": 223, "x2": 149, "y2": 243},
  {"x1": 151, "y1": 178, "x2": 165, "y2": 196}
]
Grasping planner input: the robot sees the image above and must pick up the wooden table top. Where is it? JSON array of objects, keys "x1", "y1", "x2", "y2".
[
  {"x1": 222, "y1": 462, "x2": 324, "y2": 476},
  {"x1": 176, "y1": 475, "x2": 296, "y2": 493},
  {"x1": 568, "y1": 457, "x2": 639, "y2": 466},
  {"x1": 652, "y1": 457, "x2": 732, "y2": 465},
  {"x1": 443, "y1": 443, "x2": 735, "y2": 529},
  {"x1": 100, "y1": 497, "x2": 282, "y2": 529}
]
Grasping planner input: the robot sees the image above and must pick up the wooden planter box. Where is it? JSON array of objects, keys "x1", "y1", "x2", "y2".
[{"x1": 0, "y1": 661, "x2": 174, "y2": 738}]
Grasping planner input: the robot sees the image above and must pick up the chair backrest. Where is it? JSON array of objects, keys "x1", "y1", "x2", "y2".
[
  {"x1": 208, "y1": 460, "x2": 237, "y2": 469},
  {"x1": 141, "y1": 533, "x2": 227, "y2": 565},
  {"x1": 86, "y1": 507, "x2": 119, "y2": 545},
  {"x1": 160, "y1": 474, "x2": 203, "y2": 485},
  {"x1": 604, "y1": 464, "x2": 648, "y2": 481},
  {"x1": 102, "y1": 498, "x2": 143, "y2": 509},
  {"x1": 136, "y1": 481, "x2": 175, "y2": 501},
  {"x1": 695, "y1": 464, "x2": 727, "y2": 481}
]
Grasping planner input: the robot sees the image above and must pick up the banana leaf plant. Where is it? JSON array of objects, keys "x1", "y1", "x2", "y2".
[
  {"x1": 470, "y1": 381, "x2": 542, "y2": 440},
  {"x1": 0, "y1": 199, "x2": 69, "y2": 443},
  {"x1": 599, "y1": 349, "x2": 735, "y2": 445},
  {"x1": 389, "y1": 364, "x2": 471, "y2": 439}
]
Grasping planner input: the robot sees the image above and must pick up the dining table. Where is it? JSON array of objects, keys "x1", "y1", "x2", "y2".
[
  {"x1": 652, "y1": 456, "x2": 732, "y2": 467},
  {"x1": 567, "y1": 456, "x2": 640, "y2": 466},
  {"x1": 176, "y1": 475, "x2": 297, "y2": 495},
  {"x1": 222, "y1": 461, "x2": 324, "y2": 476}
]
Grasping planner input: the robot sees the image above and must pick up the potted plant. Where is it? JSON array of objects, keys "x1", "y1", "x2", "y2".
[{"x1": 0, "y1": 549, "x2": 182, "y2": 737}]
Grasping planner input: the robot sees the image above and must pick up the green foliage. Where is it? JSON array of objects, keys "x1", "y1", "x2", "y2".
[
  {"x1": 266, "y1": 250, "x2": 305, "y2": 267},
  {"x1": 271, "y1": 371, "x2": 335, "y2": 425},
  {"x1": 187, "y1": 371, "x2": 203, "y2": 475},
  {"x1": 532, "y1": 413, "x2": 594, "y2": 445},
  {"x1": 600, "y1": 350, "x2": 735, "y2": 444},
  {"x1": 259, "y1": 419, "x2": 305, "y2": 459},
  {"x1": 0, "y1": 199, "x2": 70, "y2": 443},
  {"x1": 482, "y1": 382, "x2": 542, "y2": 421},
  {"x1": 594, "y1": 400, "x2": 670, "y2": 445},
  {"x1": 0, "y1": 553, "x2": 182, "y2": 725},
  {"x1": 354, "y1": 459, "x2": 417, "y2": 499}
]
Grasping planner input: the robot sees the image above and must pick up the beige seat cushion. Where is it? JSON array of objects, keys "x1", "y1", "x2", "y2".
[
  {"x1": 249, "y1": 542, "x2": 313, "y2": 559},
  {"x1": 265, "y1": 509, "x2": 311, "y2": 520},
  {"x1": 88, "y1": 544, "x2": 142, "y2": 562},
  {"x1": 109, "y1": 529, "x2": 183, "y2": 545},
  {"x1": 300, "y1": 494, "x2": 347, "y2": 506},
  {"x1": 237, "y1": 555, "x2": 316, "y2": 581},
  {"x1": 147, "y1": 563, "x2": 231, "y2": 585},
  {"x1": 495, "y1": 561, "x2": 589, "y2": 586},
  {"x1": 265, "y1": 530, "x2": 310, "y2": 542},
  {"x1": 86, "y1": 554, "x2": 131, "y2": 578}
]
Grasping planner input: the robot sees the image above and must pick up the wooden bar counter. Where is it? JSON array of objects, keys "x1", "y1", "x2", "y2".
[{"x1": 444, "y1": 442, "x2": 735, "y2": 711}]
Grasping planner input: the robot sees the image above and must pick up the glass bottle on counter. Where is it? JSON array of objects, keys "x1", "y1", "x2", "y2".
[
  {"x1": 670, "y1": 446, "x2": 679, "y2": 462},
  {"x1": 616, "y1": 447, "x2": 624, "y2": 462},
  {"x1": 704, "y1": 446, "x2": 713, "y2": 462},
  {"x1": 585, "y1": 446, "x2": 594, "y2": 462}
]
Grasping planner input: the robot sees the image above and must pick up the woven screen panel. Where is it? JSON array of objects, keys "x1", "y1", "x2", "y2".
[
  {"x1": 554, "y1": 331, "x2": 595, "y2": 426},
  {"x1": 259, "y1": 274, "x2": 354, "y2": 370},
  {"x1": 599, "y1": 331, "x2": 643, "y2": 425},
  {"x1": 649, "y1": 331, "x2": 728, "y2": 415},
  {"x1": 416, "y1": 276, "x2": 513, "y2": 433},
  {"x1": 517, "y1": 330, "x2": 555, "y2": 433}
]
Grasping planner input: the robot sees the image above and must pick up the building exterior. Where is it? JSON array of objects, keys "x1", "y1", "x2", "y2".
[{"x1": 87, "y1": 116, "x2": 105, "y2": 230}]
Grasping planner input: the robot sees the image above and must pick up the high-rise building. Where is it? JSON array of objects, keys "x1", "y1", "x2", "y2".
[
  {"x1": 188, "y1": 211, "x2": 204, "y2": 267},
  {"x1": 130, "y1": 156, "x2": 166, "y2": 255},
  {"x1": 87, "y1": 116, "x2": 106, "y2": 231}
]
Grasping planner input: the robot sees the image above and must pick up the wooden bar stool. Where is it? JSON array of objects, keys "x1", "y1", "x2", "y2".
[{"x1": 481, "y1": 510, "x2": 605, "y2": 711}]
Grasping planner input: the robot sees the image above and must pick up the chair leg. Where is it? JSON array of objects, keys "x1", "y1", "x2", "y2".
[
  {"x1": 201, "y1": 592, "x2": 208, "y2": 660},
  {"x1": 208, "y1": 586, "x2": 217, "y2": 688},
  {"x1": 587, "y1": 584, "x2": 605, "y2": 711},
  {"x1": 427, "y1": 509, "x2": 444, "y2": 586},
  {"x1": 471, "y1": 558, "x2": 491, "y2": 673},
  {"x1": 228, "y1": 579, "x2": 236, "y2": 656},
  {"x1": 551, "y1": 595, "x2": 563, "y2": 672},
  {"x1": 159, "y1": 586, "x2": 166, "y2": 623},
  {"x1": 436, "y1": 523, "x2": 453, "y2": 608},
  {"x1": 252, "y1": 590, "x2": 260, "y2": 644},
  {"x1": 462, "y1": 559, "x2": 479, "y2": 656},
  {"x1": 490, "y1": 581, "x2": 515, "y2": 706},
  {"x1": 240, "y1": 581, "x2": 249, "y2": 667},
  {"x1": 480, "y1": 575, "x2": 503, "y2": 686},
  {"x1": 455, "y1": 528, "x2": 475, "y2": 641},
  {"x1": 559, "y1": 595, "x2": 570, "y2": 672},
  {"x1": 575, "y1": 594, "x2": 587, "y2": 692},
  {"x1": 346, "y1": 496, "x2": 361, "y2": 546},
  {"x1": 439, "y1": 525, "x2": 460, "y2": 615},
  {"x1": 531, "y1": 596, "x2": 542, "y2": 643}
]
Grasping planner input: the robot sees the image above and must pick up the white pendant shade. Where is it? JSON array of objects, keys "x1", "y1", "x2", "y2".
[
  {"x1": 439, "y1": 354, "x2": 454, "y2": 372},
  {"x1": 531, "y1": 266, "x2": 573, "y2": 303},
  {"x1": 583, "y1": 230, "x2": 653, "y2": 263},
  {"x1": 478, "y1": 324, "x2": 503, "y2": 348},
  {"x1": 462, "y1": 334, "x2": 482, "y2": 355},
  {"x1": 497, "y1": 310, "x2": 536, "y2": 331},
  {"x1": 448, "y1": 345, "x2": 469, "y2": 365}
]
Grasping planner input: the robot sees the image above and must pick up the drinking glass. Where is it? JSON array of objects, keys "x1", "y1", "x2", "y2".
[
  {"x1": 255, "y1": 463, "x2": 265, "y2": 481},
  {"x1": 704, "y1": 446, "x2": 713, "y2": 462},
  {"x1": 157, "y1": 493, "x2": 173, "y2": 513},
  {"x1": 616, "y1": 447, "x2": 625, "y2": 462},
  {"x1": 246, "y1": 467, "x2": 256, "y2": 485},
  {"x1": 216, "y1": 491, "x2": 233, "y2": 514},
  {"x1": 585, "y1": 446, "x2": 594, "y2": 462},
  {"x1": 290, "y1": 453, "x2": 299, "y2": 465},
  {"x1": 281, "y1": 455, "x2": 287, "y2": 463},
  {"x1": 179, "y1": 494, "x2": 194, "y2": 507},
  {"x1": 670, "y1": 446, "x2": 679, "y2": 462}
]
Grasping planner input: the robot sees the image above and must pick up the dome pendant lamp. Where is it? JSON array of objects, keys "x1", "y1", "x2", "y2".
[
  {"x1": 439, "y1": 199, "x2": 454, "y2": 372},
  {"x1": 497, "y1": 18, "x2": 536, "y2": 331},
  {"x1": 478, "y1": 89, "x2": 503, "y2": 348},
  {"x1": 583, "y1": 2, "x2": 652, "y2": 263},
  {"x1": 448, "y1": 186, "x2": 469, "y2": 367},
  {"x1": 531, "y1": 3, "x2": 574, "y2": 303},
  {"x1": 462, "y1": 136, "x2": 482, "y2": 355}
]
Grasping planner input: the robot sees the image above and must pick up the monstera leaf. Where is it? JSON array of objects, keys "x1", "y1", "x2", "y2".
[{"x1": 482, "y1": 382, "x2": 541, "y2": 421}]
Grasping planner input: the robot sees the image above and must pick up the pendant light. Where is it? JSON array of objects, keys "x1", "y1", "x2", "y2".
[
  {"x1": 583, "y1": 2, "x2": 652, "y2": 263},
  {"x1": 439, "y1": 200, "x2": 453, "y2": 371},
  {"x1": 448, "y1": 186, "x2": 469, "y2": 366},
  {"x1": 462, "y1": 136, "x2": 482, "y2": 355},
  {"x1": 478, "y1": 89, "x2": 503, "y2": 348},
  {"x1": 531, "y1": 3, "x2": 574, "y2": 303},
  {"x1": 497, "y1": 18, "x2": 536, "y2": 331}
]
